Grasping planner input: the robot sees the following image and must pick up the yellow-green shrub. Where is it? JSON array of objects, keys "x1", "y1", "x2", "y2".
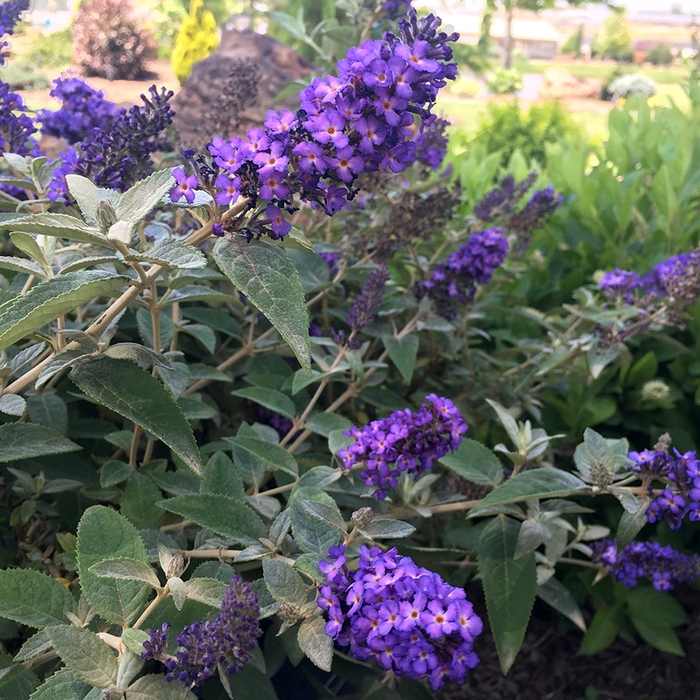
[{"x1": 171, "y1": 0, "x2": 219, "y2": 85}]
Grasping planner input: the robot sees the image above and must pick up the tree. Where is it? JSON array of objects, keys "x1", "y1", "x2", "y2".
[
  {"x1": 561, "y1": 24, "x2": 584, "y2": 58},
  {"x1": 490, "y1": 0, "x2": 608, "y2": 69},
  {"x1": 591, "y1": 8, "x2": 633, "y2": 62}
]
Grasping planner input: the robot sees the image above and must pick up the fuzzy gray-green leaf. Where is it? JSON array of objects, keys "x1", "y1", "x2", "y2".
[
  {"x1": 213, "y1": 236, "x2": 311, "y2": 373},
  {"x1": 0, "y1": 213, "x2": 109, "y2": 245},
  {"x1": 0, "y1": 423, "x2": 81, "y2": 463}
]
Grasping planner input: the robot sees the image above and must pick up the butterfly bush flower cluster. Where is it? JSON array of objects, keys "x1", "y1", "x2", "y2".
[
  {"x1": 141, "y1": 576, "x2": 261, "y2": 687},
  {"x1": 182, "y1": 9, "x2": 457, "y2": 239},
  {"x1": 338, "y1": 394, "x2": 467, "y2": 498},
  {"x1": 38, "y1": 76, "x2": 121, "y2": 145},
  {"x1": 0, "y1": 79, "x2": 36, "y2": 156},
  {"x1": 628, "y1": 447, "x2": 700, "y2": 529},
  {"x1": 318, "y1": 544, "x2": 482, "y2": 689},
  {"x1": 591, "y1": 539, "x2": 700, "y2": 591},
  {"x1": 0, "y1": 0, "x2": 28, "y2": 65},
  {"x1": 416, "y1": 228, "x2": 509, "y2": 319},
  {"x1": 47, "y1": 85, "x2": 175, "y2": 199},
  {"x1": 383, "y1": 0, "x2": 412, "y2": 21}
]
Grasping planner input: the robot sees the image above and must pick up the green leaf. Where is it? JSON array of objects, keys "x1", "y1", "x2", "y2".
[
  {"x1": 180, "y1": 324, "x2": 216, "y2": 354},
  {"x1": 103, "y1": 343, "x2": 174, "y2": 371},
  {"x1": 115, "y1": 169, "x2": 175, "y2": 224},
  {"x1": 537, "y1": 577, "x2": 586, "y2": 631},
  {"x1": 382, "y1": 335, "x2": 418, "y2": 383},
  {"x1": 0, "y1": 394, "x2": 27, "y2": 416},
  {"x1": 0, "y1": 423, "x2": 81, "y2": 463},
  {"x1": 76, "y1": 505, "x2": 151, "y2": 625},
  {"x1": 0, "y1": 213, "x2": 109, "y2": 245},
  {"x1": 64, "y1": 174, "x2": 115, "y2": 225},
  {"x1": 286, "y1": 249, "x2": 330, "y2": 292},
  {"x1": 579, "y1": 604, "x2": 622, "y2": 655},
  {"x1": 229, "y1": 436, "x2": 298, "y2": 483},
  {"x1": 227, "y1": 664, "x2": 279, "y2": 700},
  {"x1": 477, "y1": 515, "x2": 537, "y2": 674},
  {"x1": 88, "y1": 557, "x2": 161, "y2": 589},
  {"x1": 629, "y1": 613, "x2": 684, "y2": 655},
  {"x1": 158, "y1": 494, "x2": 266, "y2": 545},
  {"x1": 439, "y1": 438, "x2": 504, "y2": 487},
  {"x1": 0, "y1": 568, "x2": 76, "y2": 628},
  {"x1": 0, "y1": 271, "x2": 127, "y2": 351},
  {"x1": 121, "y1": 472, "x2": 165, "y2": 530},
  {"x1": 135, "y1": 307, "x2": 175, "y2": 352},
  {"x1": 70, "y1": 357, "x2": 203, "y2": 475},
  {"x1": 297, "y1": 615, "x2": 333, "y2": 672},
  {"x1": 100, "y1": 460, "x2": 135, "y2": 488},
  {"x1": 201, "y1": 452, "x2": 245, "y2": 501},
  {"x1": 185, "y1": 577, "x2": 228, "y2": 608},
  {"x1": 0, "y1": 256, "x2": 46, "y2": 278},
  {"x1": 627, "y1": 587, "x2": 687, "y2": 628},
  {"x1": 361, "y1": 519, "x2": 416, "y2": 540},
  {"x1": 121, "y1": 628, "x2": 150, "y2": 656},
  {"x1": 213, "y1": 236, "x2": 311, "y2": 373},
  {"x1": 304, "y1": 413, "x2": 352, "y2": 437},
  {"x1": 45, "y1": 626, "x2": 118, "y2": 689},
  {"x1": 10, "y1": 232, "x2": 49, "y2": 270},
  {"x1": 263, "y1": 558, "x2": 307, "y2": 605},
  {"x1": 126, "y1": 239, "x2": 206, "y2": 270},
  {"x1": 14, "y1": 632, "x2": 51, "y2": 663},
  {"x1": 290, "y1": 488, "x2": 343, "y2": 555},
  {"x1": 35, "y1": 348, "x2": 92, "y2": 390},
  {"x1": 0, "y1": 654, "x2": 38, "y2": 700},
  {"x1": 301, "y1": 500, "x2": 347, "y2": 534},
  {"x1": 470, "y1": 468, "x2": 587, "y2": 514},
  {"x1": 26, "y1": 390, "x2": 68, "y2": 435},
  {"x1": 127, "y1": 673, "x2": 197, "y2": 700},
  {"x1": 231, "y1": 387, "x2": 296, "y2": 420},
  {"x1": 59, "y1": 255, "x2": 121, "y2": 275},
  {"x1": 28, "y1": 668, "x2": 89, "y2": 700}
]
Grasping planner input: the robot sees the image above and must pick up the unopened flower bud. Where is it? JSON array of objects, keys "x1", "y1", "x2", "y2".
[
  {"x1": 95, "y1": 201, "x2": 118, "y2": 231},
  {"x1": 351, "y1": 507, "x2": 374, "y2": 529},
  {"x1": 590, "y1": 461, "x2": 613, "y2": 488},
  {"x1": 653, "y1": 432, "x2": 672, "y2": 453},
  {"x1": 642, "y1": 380, "x2": 670, "y2": 403},
  {"x1": 278, "y1": 602, "x2": 301, "y2": 622},
  {"x1": 166, "y1": 553, "x2": 186, "y2": 579}
]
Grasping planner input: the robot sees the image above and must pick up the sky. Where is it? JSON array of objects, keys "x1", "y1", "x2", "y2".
[{"x1": 614, "y1": 0, "x2": 699, "y2": 11}]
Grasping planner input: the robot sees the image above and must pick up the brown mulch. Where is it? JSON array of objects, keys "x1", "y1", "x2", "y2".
[{"x1": 440, "y1": 589, "x2": 700, "y2": 700}]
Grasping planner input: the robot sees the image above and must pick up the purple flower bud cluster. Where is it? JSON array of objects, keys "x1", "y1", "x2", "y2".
[
  {"x1": 0, "y1": 0, "x2": 28, "y2": 65},
  {"x1": 319, "y1": 251, "x2": 341, "y2": 277},
  {"x1": 0, "y1": 79, "x2": 37, "y2": 156},
  {"x1": 472, "y1": 172, "x2": 561, "y2": 242},
  {"x1": 629, "y1": 447, "x2": 700, "y2": 530},
  {"x1": 196, "y1": 9, "x2": 457, "y2": 239},
  {"x1": 416, "y1": 228, "x2": 509, "y2": 319},
  {"x1": 141, "y1": 576, "x2": 262, "y2": 687},
  {"x1": 413, "y1": 117, "x2": 449, "y2": 171},
  {"x1": 47, "y1": 85, "x2": 175, "y2": 198},
  {"x1": 383, "y1": 0, "x2": 412, "y2": 21},
  {"x1": 599, "y1": 268, "x2": 643, "y2": 303},
  {"x1": 346, "y1": 262, "x2": 389, "y2": 331},
  {"x1": 318, "y1": 544, "x2": 482, "y2": 689},
  {"x1": 338, "y1": 394, "x2": 467, "y2": 499},
  {"x1": 591, "y1": 538, "x2": 700, "y2": 591},
  {"x1": 38, "y1": 76, "x2": 121, "y2": 145}
]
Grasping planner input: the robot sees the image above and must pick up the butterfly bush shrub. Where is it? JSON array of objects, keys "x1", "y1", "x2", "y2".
[{"x1": 1, "y1": 1, "x2": 700, "y2": 698}]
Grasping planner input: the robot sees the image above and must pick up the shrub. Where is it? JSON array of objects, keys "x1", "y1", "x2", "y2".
[
  {"x1": 72, "y1": 0, "x2": 154, "y2": 80},
  {"x1": 471, "y1": 100, "x2": 583, "y2": 165},
  {"x1": 0, "y1": 60, "x2": 49, "y2": 90},
  {"x1": 609, "y1": 74, "x2": 657, "y2": 99},
  {"x1": 600, "y1": 66, "x2": 631, "y2": 100},
  {"x1": 450, "y1": 75, "x2": 482, "y2": 98},
  {"x1": 486, "y1": 66, "x2": 523, "y2": 94},
  {"x1": 171, "y1": 0, "x2": 220, "y2": 85},
  {"x1": 23, "y1": 27, "x2": 72, "y2": 67},
  {"x1": 591, "y1": 9, "x2": 633, "y2": 62},
  {"x1": 561, "y1": 24, "x2": 584, "y2": 58},
  {"x1": 645, "y1": 42, "x2": 673, "y2": 66}
]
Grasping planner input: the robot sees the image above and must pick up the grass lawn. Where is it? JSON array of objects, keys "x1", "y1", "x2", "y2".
[{"x1": 508, "y1": 58, "x2": 689, "y2": 85}]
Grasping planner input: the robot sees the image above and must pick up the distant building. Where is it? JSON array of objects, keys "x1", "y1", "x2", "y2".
[{"x1": 438, "y1": 12, "x2": 561, "y2": 60}]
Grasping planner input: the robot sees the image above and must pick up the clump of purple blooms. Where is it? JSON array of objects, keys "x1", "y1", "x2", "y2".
[
  {"x1": 383, "y1": 0, "x2": 412, "y2": 21},
  {"x1": 318, "y1": 544, "x2": 482, "y2": 689},
  {"x1": 191, "y1": 9, "x2": 458, "y2": 239},
  {"x1": 0, "y1": 0, "x2": 28, "y2": 65},
  {"x1": 38, "y1": 76, "x2": 121, "y2": 144},
  {"x1": 338, "y1": 394, "x2": 467, "y2": 498},
  {"x1": 416, "y1": 228, "x2": 509, "y2": 319},
  {"x1": 591, "y1": 539, "x2": 700, "y2": 591},
  {"x1": 319, "y1": 251, "x2": 341, "y2": 277},
  {"x1": 413, "y1": 117, "x2": 449, "y2": 171},
  {"x1": 0, "y1": 79, "x2": 36, "y2": 156},
  {"x1": 141, "y1": 575, "x2": 261, "y2": 687},
  {"x1": 628, "y1": 447, "x2": 700, "y2": 530}
]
